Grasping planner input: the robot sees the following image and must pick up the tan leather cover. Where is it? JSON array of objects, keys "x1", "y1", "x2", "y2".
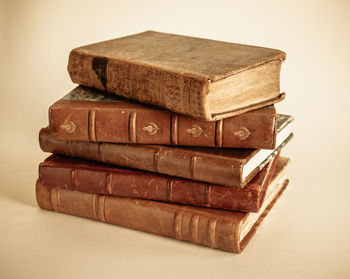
[
  {"x1": 67, "y1": 31, "x2": 286, "y2": 120},
  {"x1": 38, "y1": 154, "x2": 289, "y2": 212},
  {"x1": 36, "y1": 176, "x2": 289, "y2": 253},
  {"x1": 49, "y1": 86, "x2": 278, "y2": 149}
]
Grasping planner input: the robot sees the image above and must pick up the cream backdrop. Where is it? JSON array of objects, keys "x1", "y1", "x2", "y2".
[{"x1": 1, "y1": 0, "x2": 349, "y2": 278}]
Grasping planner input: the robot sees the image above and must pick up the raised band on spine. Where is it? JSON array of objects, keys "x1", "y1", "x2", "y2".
[
  {"x1": 105, "y1": 173, "x2": 112, "y2": 195},
  {"x1": 215, "y1": 119, "x2": 223, "y2": 147},
  {"x1": 170, "y1": 115, "x2": 179, "y2": 145},
  {"x1": 174, "y1": 211, "x2": 183, "y2": 240},
  {"x1": 88, "y1": 110, "x2": 97, "y2": 142},
  {"x1": 190, "y1": 156, "x2": 197, "y2": 179},
  {"x1": 128, "y1": 112, "x2": 137, "y2": 143}
]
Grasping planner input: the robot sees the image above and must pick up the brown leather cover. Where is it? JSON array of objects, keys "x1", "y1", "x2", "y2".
[
  {"x1": 36, "y1": 176, "x2": 289, "y2": 253},
  {"x1": 39, "y1": 127, "x2": 292, "y2": 187},
  {"x1": 67, "y1": 31, "x2": 286, "y2": 120},
  {"x1": 49, "y1": 86, "x2": 277, "y2": 149},
  {"x1": 39, "y1": 155, "x2": 289, "y2": 212}
]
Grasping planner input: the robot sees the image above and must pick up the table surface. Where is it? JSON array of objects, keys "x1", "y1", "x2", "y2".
[{"x1": 1, "y1": 1, "x2": 350, "y2": 278}]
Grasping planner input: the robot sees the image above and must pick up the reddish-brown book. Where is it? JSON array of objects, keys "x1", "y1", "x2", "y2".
[
  {"x1": 40, "y1": 114, "x2": 292, "y2": 188},
  {"x1": 49, "y1": 86, "x2": 278, "y2": 149},
  {"x1": 39, "y1": 154, "x2": 289, "y2": 212},
  {"x1": 36, "y1": 173, "x2": 289, "y2": 253},
  {"x1": 67, "y1": 31, "x2": 286, "y2": 120}
]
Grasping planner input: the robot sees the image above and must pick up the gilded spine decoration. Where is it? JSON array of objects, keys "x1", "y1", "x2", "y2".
[{"x1": 49, "y1": 90, "x2": 276, "y2": 148}]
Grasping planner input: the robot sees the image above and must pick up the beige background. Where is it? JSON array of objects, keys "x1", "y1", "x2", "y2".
[{"x1": 1, "y1": 0, "x2": 350, "y2": 278}]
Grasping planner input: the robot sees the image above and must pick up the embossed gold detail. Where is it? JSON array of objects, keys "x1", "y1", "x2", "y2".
[
  {"x1": 186, "y1": 124, "x2": 203, "y2": 137},
  {"x1": 233, "y1": 127, "x2": 251, "y2": 140},
  {"x1": 142, "y1": 122, "x2": 159, "y2": 135},
  {"x1": 60, "y1": 120, "x2": 77, "y2": 133}
]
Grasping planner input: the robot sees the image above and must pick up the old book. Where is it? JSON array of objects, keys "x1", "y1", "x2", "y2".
[
  {"x1": 39, "y1": 153, "x2": 289, "y2": 212},
  {"x1": 36, "y1": 173, "x2": 289, "y2": 253},
  {"x1": 40, "y1": 115, "x2": 293, "y2": 187},
  {"x1": 49, "y1": 86, "x2": 278, "y2": 149},
  {"x1": 68, "y1": 31, "x2": 286, "y2": 120}
]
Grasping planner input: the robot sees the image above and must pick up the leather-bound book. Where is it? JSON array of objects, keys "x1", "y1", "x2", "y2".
[
  {"x1": 36, "y1": 169, "x2": 290, "y2": 253},
  {"x1": 39, "y1": 153, "x2": 289, "y2": 212},
  {"x1": 67, "y1": 31, "x2": 286, "y2": 120},
  {"x1": 40, "y1": 115, "x2": 293, "y2": 188},
  {"x1": 49, "y1": 86, "x2": 279, "y2": 149}
]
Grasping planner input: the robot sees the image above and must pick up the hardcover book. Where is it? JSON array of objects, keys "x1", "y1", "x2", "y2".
[
  {"x1": 40, "y1": 115, "x2": 293, "y2": 187},
  {"x1": 68, "y1": 31, "x2": 286, "y2": 120},
  {"x1": 49, "y1": 86, "x2": 278, "y2": 149},
  {"x1": 38, "y1": 154, "x2": 289, "y2": 212},
  {"x1": 36, "y1": 172, "x2": 289, "y2": 253}
]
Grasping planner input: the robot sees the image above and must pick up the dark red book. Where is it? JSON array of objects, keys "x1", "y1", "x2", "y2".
[
  {"x1": 49, "y1": 86, "x2": 279, "y2": 149},
  {"x1": 39, "y1": 154, "x2": 289, "y2": 213}
]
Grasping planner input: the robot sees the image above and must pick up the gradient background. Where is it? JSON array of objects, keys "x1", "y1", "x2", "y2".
[{"x1": 1, "y1": 0, "x2": 349, "y2": 278}]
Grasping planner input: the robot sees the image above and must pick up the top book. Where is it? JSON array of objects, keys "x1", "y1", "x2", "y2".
[{"x1": 68, "y1": 31, "x2": 286, "y2": 120}]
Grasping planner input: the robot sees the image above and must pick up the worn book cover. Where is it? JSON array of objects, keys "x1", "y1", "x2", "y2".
[
  {"x1": 49, "y1": 86, "x2": 278, "y2": 149},
  {"x1": 39, "y1": 153, "x2": 289, "y2": 212},
  {"x1": 36, "y1": 168, "x2": 289, "y2": 253},
  {"x1": 68, "y1": 31, "x2": 286, "y2": 120},
  {"x1": 40, "y1": 115, "x2": 293, "y2": 187}
]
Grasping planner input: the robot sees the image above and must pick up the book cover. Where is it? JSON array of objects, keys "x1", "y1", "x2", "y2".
[
  {"x1": 49, "y1": 86, "x2": 278, "y2": 149},
  {"x1": 68, "y1": 31, "x2": 286, "y2": 120},
  {"x1": 39, "y1": 153, "x2": 289, "y2": 212},
  {"x1": 36, "y1": 172, "x2": 289, "y2": 253}
]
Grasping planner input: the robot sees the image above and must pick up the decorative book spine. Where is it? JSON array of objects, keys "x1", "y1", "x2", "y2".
[
  {"x1": 36, "y1": 180, "x2": 242, "y2": 252},
  {"x1": 39, "y1": 127, "x2": 246, "y2": 187},
  {"x1": 68, "y1": 51, "x2": 209, "y2": 119},
  {"x1": 49, "y1": 101, "x2": 277, "y2": 148},
  {"x1": 36, "y1": 179, "x2": 289, "y2": 253},
  {"x1": 38, "y1": 156, "x2": 273, "y2": 212}
]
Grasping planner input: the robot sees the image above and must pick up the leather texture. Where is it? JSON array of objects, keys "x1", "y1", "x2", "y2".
[
  {"x1": 49, "y1": 86, "x2": 277, "y2": 148},
  {"x1": 38, "y1": 154, "x2": 289, "y2": 212},
  {"x1": 70, "y1": 31, "x2": 286, "y2": 81},
  {"x1": 36, "y1": 175, "x2": 289, "y2": 253},
  {"x1": 68, "y1": 31, "x2": 285, "y2": 120}
]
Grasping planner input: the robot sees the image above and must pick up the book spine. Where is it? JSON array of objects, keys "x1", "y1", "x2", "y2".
[
  {"x1": 38, "y1": 158, "x2": 260, "y2": 212},
  {"x1": 36, "y1": 180, "x2": 242, "y2": 253},
  {"x1": 68, "y1": 51, "x2": 210, "y2": 119},
  {"x1": 39, "y1": 128, "x2": 243, "y2": 187},
  {"x1": 49, "y1": 102, "x2": 276, "y2": 148}
]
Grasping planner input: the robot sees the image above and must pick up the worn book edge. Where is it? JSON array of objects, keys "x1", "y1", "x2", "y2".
[
  {"x1": 240, "y1": 178, "x2": 289, "y2": 251},
  {"x1": 210, "y1": 93, "x2": 285, "y2": 120},
  {"x1": 242, "y1": 115, "x2": 293, "y2": 182},
  {"x1": 240, "y1": 169, "x2": 288, "y2": 241}
]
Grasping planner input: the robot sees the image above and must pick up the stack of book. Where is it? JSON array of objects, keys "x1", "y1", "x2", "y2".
[{"x1": 37, "y1": 31, "x2": 293, "y2": 253}]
